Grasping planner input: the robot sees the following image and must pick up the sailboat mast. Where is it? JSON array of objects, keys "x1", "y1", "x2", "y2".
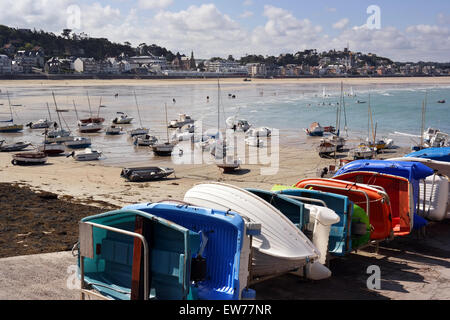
[
  {"x1": 52, "y1": 91, "x2": 63, "y2": 130},
  {"x1": 86, "y1": 91, "x2": 93, "y2": 118},
  {"x1": 134, "y1": 91, "x2": 143, "y2": 127},
  {"x1": 165, "y1": 103, "x2": 169, "y2": 142},
  {"x1": 6, "y1": 90, "x2": 13, "y2": 121},
  {"x1": 73, "y1": 100, "x2": 79, "y2": 121},
  {"x1": 46, "y1": 102, "x2": 52, "y2": 121},
  {"x1": 217, "y1": 78, "x2": 220, "y2": 134},
  {"x1": 97, "y1": 97, "x2": 102, "y2": 118}
]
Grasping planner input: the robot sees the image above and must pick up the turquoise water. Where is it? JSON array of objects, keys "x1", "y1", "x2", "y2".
[{"x1": 1, "y1": 81, "x2": 449, "y2": 165}]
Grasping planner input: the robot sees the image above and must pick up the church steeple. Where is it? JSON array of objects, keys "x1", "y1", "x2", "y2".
[{"x1": 190, "y1": 50, "x2": 196, "y2": 70}]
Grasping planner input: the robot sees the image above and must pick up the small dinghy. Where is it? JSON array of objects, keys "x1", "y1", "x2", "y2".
[
  {"x1": 168, "y1": 114, "x2": 194, "y2": 128},
  {"x1": 246, "y1": 127, "x2": 271, "y2": 137},
  {"x1": 68, "y1": 148, "x2": 102, "y2": 161},
  {"x1": 120, "y1": 167, "x2": 174, "y2": 182},
  {"x1": 404, "y1": 147, "x2": 450, "y2": 163},
  {"x1": 11, "y1": 151, "x2": 47, "y2": 165},
  {"x1": 184, "y1": 183, "x2": 320, "y2": 278},
  {"x1": 0, "y1": 141, "x2": 31, "y2": 152},
  {"x1": 129, "y1": 127, "x2": 149, "y2": 137},
  {"x1": 122, "y1": 202, "x2": 258, "y2": 300},
  {"x1": 78, "y1": 205, "x2": 258, "y2": 300},
  {"x1": 305, "y1": 122, "x2": 324, "y2": 137},
  {"x1": 333, "y1": 171, "x2": 414, "y2": 236},
  {"x1": 78, "y1": 122, "x2": 103, "y2": 133},
  {"x1": 134, "y1": 134, "x2": 157, "y2": 146},
  {"x1": 272, "y1": 185, "x2": 371, "y2": 255},
  {"x1": 38, "y1": 143, "x2": 65, "y2": 156},
  {"x1": 417, "y1": 174, "x2": 449, "y2": 221},
  {"x1": 152, "y1": 142, "x2": 175, "y2": 157},
  {"x1": 317, "y1": 139, "x2": 336, "y2": 157},
  {"x1": 349, "y1": 144, "x2": 376, "y2": 160},
  {"x1": 216, "y1": 156, "x2": 241, "y2": 173},
  {"x1": 64, "y1": 137, "x2": 92, "y2": 149},
  {"x1": 26, "y1": 119, "x2": 55, "y2": 129},
  {"x1": 245, "y1": 188, "x2": 337, "y2": 279},
  {"x1": 112, "y1": 112, "x2": 133, "y2": 124},
  {"x1": 295, "y1": 179, "x2": 393, "y2": 241},
  {"x1": 105, "y1": 125, "x2": 122, "y2": 135}
]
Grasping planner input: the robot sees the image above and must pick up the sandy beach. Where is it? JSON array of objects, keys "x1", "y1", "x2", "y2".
[{"x1": 1, "y1": 76, "x2": 450, "y2": 88}]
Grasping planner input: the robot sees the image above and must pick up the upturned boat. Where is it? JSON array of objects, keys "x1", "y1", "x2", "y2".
[
  {"x1": 184, "y1": 183, "x2": 320, "y2": 279},
  {"x1": 295, "y1": 178, "x2": 393, "y2": 241},
  {"x1": 120, "y1": 167, "x2": 174, "y2": 182}
]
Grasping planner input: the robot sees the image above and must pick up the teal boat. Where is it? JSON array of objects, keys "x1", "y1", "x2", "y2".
[{"x1": 78, "y1": 203, "x2": 258, "y2": 300}]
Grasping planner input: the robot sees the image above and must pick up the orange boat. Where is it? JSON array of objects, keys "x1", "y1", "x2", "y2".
[
  {"x1": 295, "y1": 178, "x2": 393, "y2": 241},
  {"x1": 333, "y1": 171, "x2": 414, "y2": 236}
]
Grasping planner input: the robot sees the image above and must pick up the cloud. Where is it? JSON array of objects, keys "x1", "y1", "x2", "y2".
[
  {"x1": 437, "y1": 13, "x2": 450, "y2": 25},
  {"x1": 333, "y1": 18, "x2": 349, "y2": 29},
  {"x1": 138, "y1": 0, "x2": 173, "y2": 10},
  {"x1": 240, "y1": 11, "x2": 254, "y2": 18}
]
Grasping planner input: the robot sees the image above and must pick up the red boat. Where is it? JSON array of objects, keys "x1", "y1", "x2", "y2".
[
  {"x1": 333, "y1": 172, "x2": 414, "y2": 236},
  {"x1": 295, "y1": 178, "x2": 393, "y2": 241}
]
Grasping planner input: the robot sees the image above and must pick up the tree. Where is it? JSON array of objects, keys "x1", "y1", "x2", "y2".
[{"x1": 62, "y1": 29, "x2": 72, "y2": 39}]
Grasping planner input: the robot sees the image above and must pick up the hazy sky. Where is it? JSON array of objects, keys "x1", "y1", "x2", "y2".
[{"x1": 1, "y1": 0, "x2": 449, "y2": 62}]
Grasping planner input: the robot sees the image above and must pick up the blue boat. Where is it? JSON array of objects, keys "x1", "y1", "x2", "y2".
[
  {"x1": 122, "y1": 202, "x2": 257, "y2": 300},
  {"x1": 404, "y1": 147, "x2": 450, "y2": 163},
  {"x1": 334, "y1": 160, "x2": 434, "y2": 229},
  {"x1": 270, "y1": 187, "x2": 360, "y2": 256},
  {"x1": 78, "y1": 208, "x2": 201, "y2": 300}
]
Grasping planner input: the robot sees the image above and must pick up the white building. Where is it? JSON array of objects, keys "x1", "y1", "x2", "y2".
[
  {"x1": 73, "y1": 58, "x2": 99, "y2": 74},
  {"x1": 129, "y1": 55, "x2": 168, "y2": 70},
  {"x1": 0, "y1": 55, "x2": 12, "y2": 74},
  {"x1": 205, "y1": 60, "x2": 247, "y2": 74},
  {"x1": 246, "y1": 63, "x2": 267, "y2": 77}
]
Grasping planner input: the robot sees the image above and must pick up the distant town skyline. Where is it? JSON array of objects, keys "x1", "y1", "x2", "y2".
[{"x1": 0, "y1": 0, "x2": 449, "y2": 62}]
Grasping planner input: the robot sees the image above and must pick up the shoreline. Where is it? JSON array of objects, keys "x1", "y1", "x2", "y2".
[{"x1": 1, "y1": 76, "x2": 450, "y2": 87}]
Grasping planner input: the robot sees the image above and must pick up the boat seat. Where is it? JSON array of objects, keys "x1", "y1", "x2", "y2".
[{"x1": 84, "y1": 237, "x2": 188, "y2": 300}]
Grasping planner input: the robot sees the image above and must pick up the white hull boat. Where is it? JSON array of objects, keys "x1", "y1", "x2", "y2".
[
  {"x1": 26, "y1": 119, "x2": 55, "y2": 129},
  {"x1": 0, "y1": 141, "x2": 31, "y2": 152},
  {"x1": 246, "y1": 127, "x2": 271, "y2": 137},
  {"x1": 47, "y1": 129, "x2": 70, "y2": 139},
  {"x1": 105, "y1": 125, "x2": 122, "y2": 135},
  {"x1": 45, "y1": 135, "x2": 74, "y2": 144},
  {"x1": 64, "y1": 137, "x2": 92, "y2": 149},
  {"x1": 168, "y1": 114, "x2": 194, "y2": 128},
  {"x1": 134, "y1": 134, "x2": 158, "y2": 146},
  {"x1": 78, "y1": 122, "x2": 103, "y2": 133},
  {"x1": 152, "y1": 142, "x2": 174, "y2": 156},
  {"x1": 226, "y1": 116, "x2": 251, "y2": 132},
  {"x1": 69, "y1": 148, "x2": 102, "y2": 161},
  {"x1": 184, "y1": 183, "x2": 320, "y2": 277},
  {"x1": 129, "y1": 127, "x2": 149, "y2": 137},
  {"x1": 112, "y1": 113, "x2": 133, "y2": 124},
  {"x1": 11, "y1": 152, "x2": 47, "y2": 165},
  {"x1": 417, "y1": 174, "x2": 449, "y2": 221}
]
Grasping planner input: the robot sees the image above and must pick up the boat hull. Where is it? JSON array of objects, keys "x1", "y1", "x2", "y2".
[{"x1": 0, "y1": 124, "x2": 23, "y2": 133}]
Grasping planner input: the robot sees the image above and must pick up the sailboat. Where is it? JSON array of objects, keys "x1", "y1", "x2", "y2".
[
  {"x1": 0, "y1": 90, "x2": 23, "y2": 132},
  {"x1": 79, "y1": 92, "x2": 105, "y2": 124},
  {"x1": 46, "y1": 91, "x2": 72, "y2": 142},
  {"x1": 129, "y1": 91, "x2": 149, "y2": 137},
  {"x1": 26, "y1": 103, "x2": 55, "y2": 129},
  {"x1": 38, "y1": 129, "x2": 66, "y2": 156},
  {"x1": 350, "y1": 94, "x2": 376, "y2": 159},
  {"x1": 152, "y1": 103, "x2": 175, "y2": 156}
]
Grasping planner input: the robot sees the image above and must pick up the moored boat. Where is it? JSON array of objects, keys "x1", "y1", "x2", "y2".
[
  {"x1": 0, "y1": 141, "x2": 31, "y2": 152},
  {"x1": 305, "y1": 122, "x2": 324, "y2": 137},
  {"x1": 120, "y1": 167, "x2": 174, "y2": 182},
  {"x1": 69, "y1": 148, "x2": 102, "y2": 161},
  {"x1": 65, "y1": 137, "x2": 92, "y2": 149},
  {"x1": 38, "y1": 143, "x2": 66, "y2": 156},
  {"x1": 11, "y1": 151, "x2": 47, "y2": 165},
  {"x1": 112, "y1": 112, "x2": 133, "y2": 124},
  {"x1": 105, "y1": 125, "x2": 122, "y2": 135}
]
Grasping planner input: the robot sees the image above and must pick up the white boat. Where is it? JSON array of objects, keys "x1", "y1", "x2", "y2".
[
  {"x1": 112, "y1": 112, "x2": 133, "y2": 124},
  {"x1": 0, "y1": 141, "x2": 31, "y2": 152},
  {"x1": 47, "y1": 129, "x2": 71, "y2": 138},
  {"x1": 416, "y1": 174, "x2": 449, "y2": 221},
  {"x1": 226, "y1": 116, "x2": 251, "y2": 132},
  {"x1": 11, "y1": 151, "x2": 47, "y2": 165},
  {"x1": 45, "y1": 135, "x2": 75, "y2": 144},
  {"x1": 134, "y1": 134, "x2": 158, "y2": 146},
  {"x1": 246, "y1": 127, "x2": 271, "y2": 137},
  {"x1": 0, "y1": 91, "x2": 23, "y2": 133},
  {"x1": 69, "y1": 148, "x2": 102, "y2": 161},
  {"x1": 152, "y1": 142, "x2": 175, "y2": 156},
  {"x1": 78, "y1": 122, "x2": 102, "y2": 133},
  {"x1": 349, "y1": 144, "x2": 376, "y2": 160},
  {"x1": 216, "y1": 156, "x2": 242, "y2": 173},
  {"x1": 184, "y1": 183, "x2": 320, "y2": 278},
  {"x1": 64, "y1": 137, "x2": 92, "y2": 149},
  {"x1": 305, "y1": 122, "x2": 324, "y2": 137},
  {"x1": 26, "y1": 119, "x2": 55, "y2": 129},
  {"x1": 168, "y1": 114, "x2": 194, "y2": 128},
  {"x1": 317, "y1": 139, "x2": 336, "y2": 157},
  {"x1": 129, "y1": 127, "x2": 149, "y2": 137},
  {"x1": 105, "y1": 125, "x2": 122, "y2": 135}
]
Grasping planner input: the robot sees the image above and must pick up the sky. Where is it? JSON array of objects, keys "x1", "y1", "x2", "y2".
[{"x1": 0, "y1": 0, "x2": 449, "y2": 62}]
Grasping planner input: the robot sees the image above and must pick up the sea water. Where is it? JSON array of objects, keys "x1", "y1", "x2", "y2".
[{"x1": 0, "y1": 81, "x2": 449, "y2": 165}]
